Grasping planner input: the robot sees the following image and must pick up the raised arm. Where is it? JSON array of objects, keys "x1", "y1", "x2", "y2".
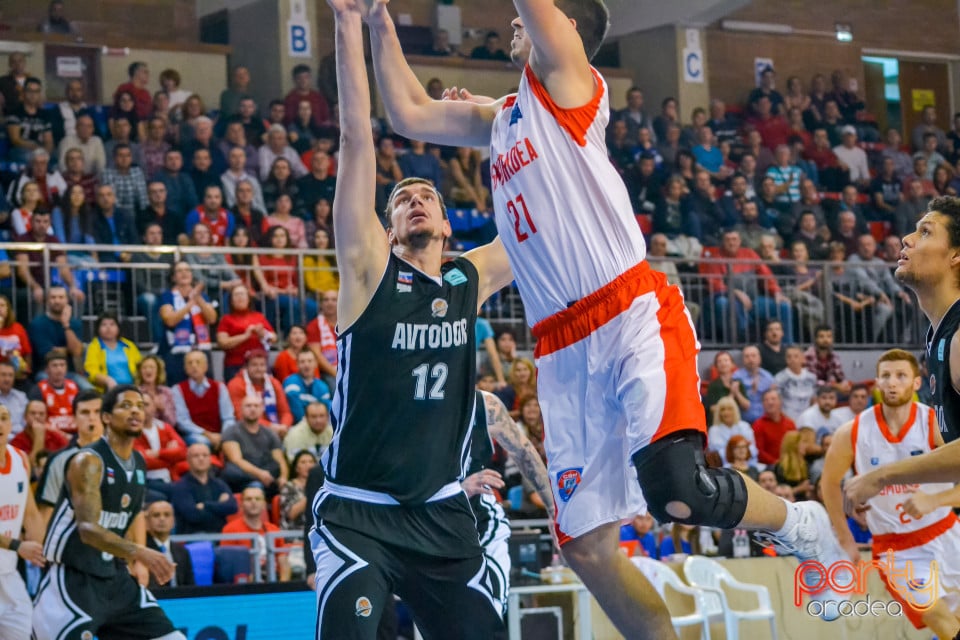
[
  {"x1": 463, "y1": 236, "x2": 514, "y2": 307},
  {"x1": 66, "y1": 451, "x2": 175, "y2": 585},
  {"x1": 820, "y1": 421, "x2": 859, "y2": 563},
  {"x1": 366, "y1": 2, "x2": 501, "y2": 147},
  {"x1": 328, "y1": 0, "x2": 389, "y2": 329},
  {"x1": 481, "y1": 390, "x2": 553, "y2": 514},
  {"x1": 512, "y1": 0, "x2": 596, "y2": 108}
]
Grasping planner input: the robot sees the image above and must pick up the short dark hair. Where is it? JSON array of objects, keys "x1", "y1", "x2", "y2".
[
  {"x1": 127, "y1": 61, "x2": 147, "y2": 79},
  {"x1": 814, "y1": 324, "x2": 833, "y2": 336},
  {"x1": 45, "y1": 348, "x2": 68, "y2": 365},
  {"x1": 384, "y1": 177, "x2": 447, "y2": 222},
  {"x1": 102, "y1": 384, "x2": 142, "y2": 415},
  {"x1": 553, "y1": 0, "x2": 609, "y2": 61},
  {"x1": 928, "y1": 196, "x2": 960, "y2": 249},
  {"x1": 23, "y1": 77, "x2": 42, "y2": 90},
  {"x1": 112, "y1": 142, "x2": 131, "y2": 156},
  {"x1": 292, "y1": 64, "x2": 311, "y2": 77},
  {"x1": 72, "y1": 389, "x2": 102, "y2": 415},
  {"x1": 269, "y1": 99, "x2": 284, "y2": 109},
  {"x1": 95, "y1": 312, "x2": 119, "y2": 335},
  {"x1": 485, "y1": 30, "x2": 500, "y2": 40}
]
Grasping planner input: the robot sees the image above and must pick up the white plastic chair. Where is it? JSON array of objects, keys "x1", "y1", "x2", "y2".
[
  {"x1": 632, "y1": 556, "x2": 711, "y2": 640},
  {"x1": 682, "y1": 555, "x2": 778, "y2": 640}
]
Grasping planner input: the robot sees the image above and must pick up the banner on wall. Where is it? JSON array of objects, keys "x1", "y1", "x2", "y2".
[
  {"x1": 682, "y1": 29, "x2": 703, "y2": 84},
  {"x1": 288, "y1": 0, "x2": 312, "y2": 58},
  {"x1": 754, "y1": 57, "x2": 774, "y2": 86}
]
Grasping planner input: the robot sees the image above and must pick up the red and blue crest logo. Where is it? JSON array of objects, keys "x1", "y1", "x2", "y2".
[{"x1": 556, "y1": 468, "x2": 583, "y2": 503}]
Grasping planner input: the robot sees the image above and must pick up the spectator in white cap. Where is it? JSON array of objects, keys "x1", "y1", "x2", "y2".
[{"x1": 832, "y1": 125, "x2": 870, "y2": 187}]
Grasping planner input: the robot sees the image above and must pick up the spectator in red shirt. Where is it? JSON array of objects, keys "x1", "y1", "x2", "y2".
[
  {"x1": 255, "y1": 225, "x2": 318, "y2": 333},
  {"x1": 221, "y1": 485, "x2": 291, "y2": 581},
  {"x1": 216, "y1": 286, "x2": 277, "y2": 382},
  {"x1": 752, "y1": 388, "x2": 796, "y2": 465},
  {"x1": 134, "y1": 392, "x2": 187, "y2": 486},
  {"x1": 11, "y1": 400, "x2": 68, "y2": 466},
  {"x1": 283, "y1": 64, "x2": 329, "y2": 129},
  {"x1": 700, "y1": 229, "x2": 792, "y2": 344},
  {"x1": 307, "y1": 290, "x2": 338, "y2": 392},
  {"x1": 113, "y1": 61, "x2": 152, "y2": 121},
  {"x1": 749, "y1": 96, "x2": 791, "y2": 151},
  {"x1": 226, "y1": 350, "x2": 293, "y2": 437},
  {"x1": 0, "y1": 294, "x2": 31, "y2": 379}
]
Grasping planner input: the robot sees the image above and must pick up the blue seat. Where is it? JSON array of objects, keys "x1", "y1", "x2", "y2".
[
  {"x1": 214, "y1": 546, "x2": 252, "y2": 584},
  {"x1": 183, "y1": 541, "x2": 214, "y2": 586},
  {"x1": 507, "y1": 485, "x2": 524, "y2": 509},
  {"x1": 447, "y1": 208, "x2": 473, "y2": 234}
]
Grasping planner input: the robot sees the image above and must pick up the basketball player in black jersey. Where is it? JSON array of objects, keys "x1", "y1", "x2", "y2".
[
  {"x1": 313, "y1": 1, "x2": 513, "y2": 638},
  {"x1": 461, "y1": 390, "x2": 554, "y2": 615},
  {"x1": 845, "y1": 197, "x2": 960, "y2": 515},
  {"x1": 33, "y1": 385, "x2": 185, "y2": 640}
]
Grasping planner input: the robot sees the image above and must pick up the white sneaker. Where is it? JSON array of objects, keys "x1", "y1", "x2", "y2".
[{"x1": 758, "y1": 501, "x2": 852, "y2": 621}]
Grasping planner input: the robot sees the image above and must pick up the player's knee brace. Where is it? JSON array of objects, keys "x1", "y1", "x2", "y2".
[{"x1": 632, "y1": 430, "x2": 748, "y2": 529}]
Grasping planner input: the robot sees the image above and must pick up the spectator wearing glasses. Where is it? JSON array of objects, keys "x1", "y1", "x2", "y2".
[{"x1": 6, "y1": 77, "x2": 53, "y2": 163}]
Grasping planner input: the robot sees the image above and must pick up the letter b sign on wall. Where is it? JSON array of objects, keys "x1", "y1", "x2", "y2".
[{"x1": 288, "y1": 0, "x2": 312, "y2": 58}]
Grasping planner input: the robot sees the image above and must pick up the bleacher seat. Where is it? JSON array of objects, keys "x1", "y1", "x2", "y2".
[
  {"x1": 214, "y1": 546, "x2": 252, "y2": 584},
  {"x1": 183, "y1": 541, "x2": 215, "y2": 586}
]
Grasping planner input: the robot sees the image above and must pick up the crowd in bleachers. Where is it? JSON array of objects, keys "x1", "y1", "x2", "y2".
[
  {"x1": 0, "y1": 4, "x2": 943, "y2": 589},
  {"x1": 609, "y1": 67, "x2": 951, "y2": 345}
]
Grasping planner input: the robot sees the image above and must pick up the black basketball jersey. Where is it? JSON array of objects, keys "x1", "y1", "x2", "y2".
[
  {"x1": 324, "y1": 254, "x2": 480, "y2": 504},
  {"x1": 926, "y1": 298, "x2": 960, "y2": 443},
  {"x1": 43, "y1": 437, "x2": 147, "y2": 577}
]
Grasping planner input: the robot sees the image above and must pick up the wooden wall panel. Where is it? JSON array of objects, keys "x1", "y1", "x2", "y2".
[
  {"x1": 3, "y1": 0, "x2": 197, "y2": 43},
  {"x1": 706, "y1": 30, "x2": 863, "y2": 109},
  {"x1": 722, "y1": 0, "x2": 960, "y2": 55}
]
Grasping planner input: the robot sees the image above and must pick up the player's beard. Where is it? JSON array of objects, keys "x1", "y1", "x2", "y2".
[
  {"x1": 406, "y1": 228, "x2": 439, "y2": 251},
  {"x1": 882, "y1": 390, "x2": 914, "y2": 408}
]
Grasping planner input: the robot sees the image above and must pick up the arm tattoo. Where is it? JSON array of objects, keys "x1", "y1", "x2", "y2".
[
  {"x1": 483, "y1": 392, "x2": 554, "y2": 513},
  {"x1": 68, "y1": 452, "x2": 140, "y2": 561}
]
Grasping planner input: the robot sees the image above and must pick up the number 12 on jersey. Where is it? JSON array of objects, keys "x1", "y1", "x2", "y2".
[
  {"x1": 507, "y1": 194, "x2": 537, "y2": 243},
  {"x1": 413, "y1": 362, "x2": 447, "y2": 400}
]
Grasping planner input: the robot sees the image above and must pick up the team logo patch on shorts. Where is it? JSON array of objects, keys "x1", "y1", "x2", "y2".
[
  {"x1": 556, "y1": 468, "x2": 583, "y2": 503},
  {"x1": 355, "y1": 596, "x2": 373, "y2": 618},
  {"x1": 81, "y1": 632, "x2": 93, "y2": 640}
]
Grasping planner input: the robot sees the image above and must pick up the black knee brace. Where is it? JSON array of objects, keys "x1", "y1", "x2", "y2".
[{"x1": 632, "y1": 430, "x2": 748, "y2": 529}]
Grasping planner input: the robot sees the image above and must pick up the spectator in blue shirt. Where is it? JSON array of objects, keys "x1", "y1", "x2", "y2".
[
  {"x1": 619, "y1": 513, "x2": 659, "y2": 559},
  {"x1": 282, "y1": 349, "x2": 331, "y2": 422},
  {"x1": 157, "y1": 149, "x2": 199, "y2": 216},
  {"x1": 398, "y1": 140, "x2": 443, "y2": 193},
  {"x1": 169, "y1": 442, "x2": 238, "y2": 534},
  {"x1": 731, "y1": 345, "x2": 775, "y2": 424}
]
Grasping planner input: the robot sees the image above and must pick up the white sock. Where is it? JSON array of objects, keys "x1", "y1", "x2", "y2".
[{"x1": 772, "y1": 499, "x2": 801, "y2": 538}]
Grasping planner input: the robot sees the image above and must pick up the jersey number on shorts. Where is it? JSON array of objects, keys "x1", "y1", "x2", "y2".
[
  {"x1": 413, "y1": 362, "x2": 448, "y2": 400},
  {"x1": 507, "y1": 194, "x2": 537, "y2": 243}
]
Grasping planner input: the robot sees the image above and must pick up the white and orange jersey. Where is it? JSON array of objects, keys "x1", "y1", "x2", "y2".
[
  {"x1": 0, "y1": 444, "x2": 29, "y2": 574},
  {"x1": 852, "y1": 403, "x2": 955, "y2": 544},
  {"x1": 489, "y1": 65, "x2": 646, "y2": 326}
]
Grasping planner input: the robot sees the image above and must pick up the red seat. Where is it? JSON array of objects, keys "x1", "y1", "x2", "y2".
[
  {"x1": 869, "y1": 221, "x2": 890, "y2": 243},
  {"x1": 271, "y1": 494, "x2": 281, "y2": 525}
]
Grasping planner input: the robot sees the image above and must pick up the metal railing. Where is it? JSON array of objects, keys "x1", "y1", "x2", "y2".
[
  {"x1": 170, "y1": 529, "x2": 303, "y2": 584},
  {"x1": 2, "y1": 242, "x2": 924, "y2": 351}
]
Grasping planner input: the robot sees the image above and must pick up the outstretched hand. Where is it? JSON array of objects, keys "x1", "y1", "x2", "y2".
[
  {"x1": 442, "y1": 86, "x2": 496, "y2": 105},
  {"x1": 326, "y1": 0, "x2": 387, "y2": 19}
]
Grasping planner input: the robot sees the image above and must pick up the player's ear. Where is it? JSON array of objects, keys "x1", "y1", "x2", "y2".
[{"x1": 386, "y1": 227, "x2": 398, "y2": 246}]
